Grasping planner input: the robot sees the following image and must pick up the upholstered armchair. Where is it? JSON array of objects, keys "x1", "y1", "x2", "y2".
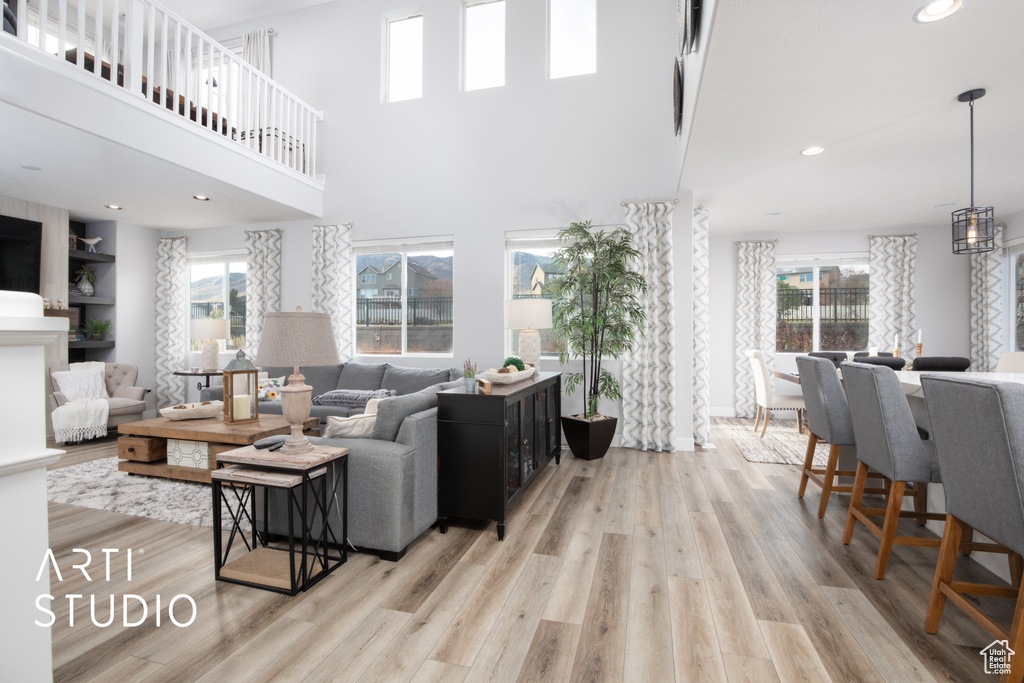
[{"x1": 49, "y1": 363, "x2": 147, "y2": 428}]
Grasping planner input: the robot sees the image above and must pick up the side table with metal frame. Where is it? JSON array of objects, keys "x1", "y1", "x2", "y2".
[{"x1": 211, "y1": 444, "x2": 348, "y2": 595}]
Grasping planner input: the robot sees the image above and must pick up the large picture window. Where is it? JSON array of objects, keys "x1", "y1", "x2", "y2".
[
  {"x1": 776, "y1": 260, "x2": 869, "y2": 353},
  {"x1": 505, "y1": 231, "x2": 565, "y2": 358},
  {"x1": 355, "y1": 238, "x2": 453, "y2": 355},
  {"x1": 189, "y1": 256, "x2": 247, "y2": 351}
]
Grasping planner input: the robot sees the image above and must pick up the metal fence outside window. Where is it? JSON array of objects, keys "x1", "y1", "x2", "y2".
[
  {"x1": 356, "y1": 297, "x2": 453, "y2": 326},
  {"x1": 777, "y1": 287, "x2": 869, "y2": 323},
  {"x1": 191, "y1": 302, "x2": 246, "y2": 340}
]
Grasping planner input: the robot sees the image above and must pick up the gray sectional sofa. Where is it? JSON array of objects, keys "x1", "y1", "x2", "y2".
[{"x1": 200, "y1": 362, "x2": 460, "y2": 560}]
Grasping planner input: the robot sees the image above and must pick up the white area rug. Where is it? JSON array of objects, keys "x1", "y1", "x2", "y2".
[
  {"x1": 713, "y1": 417, "x2": 829, "y2": 467},
  {"x1": 47, "y1": 458, "x2": 242, "y2": 531}
]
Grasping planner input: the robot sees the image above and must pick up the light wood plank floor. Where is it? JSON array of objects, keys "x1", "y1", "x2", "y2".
[{"x1": 45, "y1": 425, "x2": 1012, "y2": 682}]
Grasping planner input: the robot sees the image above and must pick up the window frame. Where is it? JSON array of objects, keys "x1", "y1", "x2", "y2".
[
  {"x1": 504, "y1": 229, "x2": 566, "y2": 359},
  {"x1": 1005, "y1": 243, "x2": 1024, "y2": 352},
  {"x1": 187, "y1": 251, "x2": 247, "y2": 354},
  {"x1": 382, "y1": 8, "x2": 425, "y2": 104},
  {"x1": 462, "y1": 0, "x2": 506, "y2": 92},
  {"x1": 775, "y1": 254, "x2": 870, "y2": 354},
  {"x1": 354, "y1": 236, "x2": 454, "y2": 358}
]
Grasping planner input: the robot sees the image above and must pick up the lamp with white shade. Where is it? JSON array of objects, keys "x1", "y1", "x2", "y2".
[
  {"x1": 191, "y1": 318, "x2": 230, "y2": 372},
  {"x1": 255, "y1": 309, "x2": 340, "y2": 455},
  {"x1": 504, "y1": 299, "x2": 553, "y2": 367}
]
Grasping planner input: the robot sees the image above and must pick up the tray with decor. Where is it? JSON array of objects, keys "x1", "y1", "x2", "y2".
[
  {"x1": 477, "y1": 365, "x2": 537, "y2": 385},
  {"x1": 159, "y1": 401, "x2": 223, "y2": 421}
]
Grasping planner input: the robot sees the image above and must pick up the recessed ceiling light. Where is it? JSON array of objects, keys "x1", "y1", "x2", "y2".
[
  {"x1": 914, "y1": 0, "x2": 962, "y2": 23},
  {"x1": 193, "y1": 195, "x2": 210, "y2": 201},
  {"x1": 20, "y1": 165, "x2": 42, "y2": 171},
  {"x1": 105, "y1": 204, "x2": 123, "y2": 210},
  {"x1": 801, "y1": 146, "x2": 825, "y2": 156},
  {"x1": 764, "y1": 212, "x2": 782, "y2": 217}
]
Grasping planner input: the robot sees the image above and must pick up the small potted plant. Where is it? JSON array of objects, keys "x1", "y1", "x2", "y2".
[
  {"x1": 75, "y1": 265, "x2": 96, "y2": 297},
  {"x1": 81, "y1": 317, "x2": 113, "y2": 341},
  {"x1": 548, "y1": 221, "x2": 647, "y2": 460},
  {"x1": 462, "y1": 358, "x2": 477, "y2": 392}
]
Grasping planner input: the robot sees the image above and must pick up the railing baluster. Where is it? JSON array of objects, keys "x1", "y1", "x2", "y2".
[
  {"x1": 109, "y1": 0, "x2": 119, "y2": 84},
  {"x1": 146, "y1": 5, "x2": 155, "y2": 100},
  {"x1": 75, "y1": 0, "x2": 84, "y2": 65},
  {"x1": 57, "y1": 0, "x2": 66, "y2": 58},
  {"x1": 206, "y1": 40, "x2": 214, "y2": 131},
  {"x1": 38, "y1": 0, "x2": 48, "y2": 51},
  {"x1": 16, "y1": 0, "x2": 27, "y2": 42},
  {"x1": 93, "y1": 0, "x2": 103, "y2": 78}
]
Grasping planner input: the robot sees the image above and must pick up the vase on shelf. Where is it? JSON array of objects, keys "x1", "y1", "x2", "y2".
[{"x1": 77, "y1": 279, "x2": 94, "y2": 297}]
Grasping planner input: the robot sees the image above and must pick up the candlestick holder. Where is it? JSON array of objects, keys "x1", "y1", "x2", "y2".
[
  {"x1": 915, "y1": 342, "x2": 923, "y2": 358},
  {"x1": 893, "y1": 347, "x2": 900, "y2": 358}
]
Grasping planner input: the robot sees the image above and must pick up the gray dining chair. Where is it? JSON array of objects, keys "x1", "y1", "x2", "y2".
[
  {"x1": 841, "y1": 362, "x2": 944, "y2": 579},
  {"x1": 920, "y1": 375, "x2": 1024, "y2": 651},
  {"x1": 795, "y1": 355, "x2": 887, "y2": 517}
]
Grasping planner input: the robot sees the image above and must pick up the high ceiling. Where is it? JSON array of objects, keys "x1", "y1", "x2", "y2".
[
  {"x1": 681, "y1": 0, "x2": 1024, "y2": 234},
  {"x1": 159, "y1": 0, "x2": 333, "y2": 32}
]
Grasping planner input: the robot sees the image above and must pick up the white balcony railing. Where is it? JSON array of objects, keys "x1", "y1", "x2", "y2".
[{"x1": 6, "y1": 0, "x2": 321, "y2": 180}]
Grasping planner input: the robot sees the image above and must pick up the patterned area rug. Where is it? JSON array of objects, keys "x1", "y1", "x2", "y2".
[
  {"x1": 47, "y1": 458, "x2": 242, "y2": 531},
  {"x1": 713, "y1": 417, "x2": 829, "y2": 467}
]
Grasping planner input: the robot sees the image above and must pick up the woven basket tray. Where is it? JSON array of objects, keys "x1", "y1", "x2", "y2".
[{"x1": 477, "y1": 366, "x2": 537, "y2": 385}]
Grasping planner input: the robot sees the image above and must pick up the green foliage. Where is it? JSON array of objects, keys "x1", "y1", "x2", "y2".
[
  {"x1": 463, "y1": 358, "x2": 478, "y2": 378},
  {"x1": 502, "y1": 356, "x2": 525, "y2": 372},
  {"x1": 81, "y1": 318, "x2": 113, "y2": 337},
  {"x1": 547, "y1": 221, "x2": 648, "y2": 419},
  {"x1": 75, "y1": 266, "x2": 95, "y2": 284}
]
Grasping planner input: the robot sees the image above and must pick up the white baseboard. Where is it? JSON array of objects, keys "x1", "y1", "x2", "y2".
[
  {"x1": 710, "y1": 407, "x2": 735, "y2": 418},
  {"x1": 674, "y1": 437, "x2": 695, "y2": 452}
]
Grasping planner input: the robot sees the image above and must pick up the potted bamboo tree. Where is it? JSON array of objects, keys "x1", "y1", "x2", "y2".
[{"x1": 547, "y1": 221, "x2": 647, "y2": 460}]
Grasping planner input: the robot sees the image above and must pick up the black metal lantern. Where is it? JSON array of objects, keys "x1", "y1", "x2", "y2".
[{"x1": 951, "y1": 89, "x2": 995, "y2": 254}]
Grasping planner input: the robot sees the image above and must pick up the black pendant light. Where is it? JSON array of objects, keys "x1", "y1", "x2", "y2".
[{"x1": 951, "y1": 88, "x2": 995, "y2": 254}]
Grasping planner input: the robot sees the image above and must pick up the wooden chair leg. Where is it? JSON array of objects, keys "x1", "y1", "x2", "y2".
[
  {"x1": 817, "y1": 443, "x2": 841, "y2": 518},
  {"x1": 1011, "y1": 553, "x2": 1024, "y2": 590},
  {"x1": 925, "y1": 514, "x2": 964, "y2": 633},
  {"x1": 797, "y1": 409, "x2": 804, "y2": 433},
  {"x1": 959, "y1": 523, "x2": 975, "y2": 557},
  {"x1": 759, "y1": 408, "x2": 771, "y2": 438},
  {"x1": 913, "y1": 481, "x2": 928, "y2": 527},
  {"x1": 798, "y1": 433, "x2": 818, "y2": 498},
  {"x1": 753, "y1": 406, "x2": 762, "y2": 433},
  {"x1": 1008, "y1": 580, "x2": 1024, "y2": 683},
  {"x1": 874, "y1": 480, "x2": 906, "y2": 580},
  {"x1": 843, "y1": 461, "x2": 869, "y2": 544}
]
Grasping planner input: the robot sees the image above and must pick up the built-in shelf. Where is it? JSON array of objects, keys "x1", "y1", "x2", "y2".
[
  {"x1": 68, "y1": 249, "x2": 115, "y2": 264},
  {"x1": 68, "y1": 340, "x2": 115, "y2": 350},
  {"x1": 68, "y1": 295, "x2": 115, "y2": 306}
]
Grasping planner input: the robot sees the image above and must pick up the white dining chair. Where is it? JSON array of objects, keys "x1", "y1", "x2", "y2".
[
  {"x1": 995, "y1": 352, "x2": 1024, "y2": 373},
  {"x1": 745, "y1": 349, "x2": 805, "y2": 438}
]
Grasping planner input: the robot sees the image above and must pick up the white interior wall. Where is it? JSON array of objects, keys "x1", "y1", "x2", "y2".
[
  {"x1": 708, "y1": 223, "x2": 971, "y2": 415},
  {"x1": 171, "y1": 0, "x2": 693, "y2": 447}
]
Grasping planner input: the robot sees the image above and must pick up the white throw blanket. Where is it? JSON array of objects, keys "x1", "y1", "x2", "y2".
[
  {"x1": 52, "y1": 399, "x2": 109, "y2": 443},
  {"x1": 51, "y1": 365, "x2": 109, "y2": 443}
]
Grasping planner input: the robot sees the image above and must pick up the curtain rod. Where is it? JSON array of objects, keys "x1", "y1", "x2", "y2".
[
  {"x1": 868, "y1": 233, "x2": 918, "y2": 238},
  {"x1": 313, "y1": 223, "x2": 354, "y2": 228},
  {"x1": 734, "y1": 239, "x2": 778, "y2": 244},
  {"x1": 244, "y1": 228, "x2": 281, "y2": 234},
  {"x1": 620, "y1": 198, "x2": 679, "y2": 206}
]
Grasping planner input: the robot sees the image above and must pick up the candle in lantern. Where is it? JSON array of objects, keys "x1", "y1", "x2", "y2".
[{"x1": 233, "y1": 395, "x2": 251, "y2": 419}]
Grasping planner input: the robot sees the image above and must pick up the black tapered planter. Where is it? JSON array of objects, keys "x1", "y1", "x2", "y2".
[{"x1": 561, "y1": 415, "x2": 617, "y2": 461}]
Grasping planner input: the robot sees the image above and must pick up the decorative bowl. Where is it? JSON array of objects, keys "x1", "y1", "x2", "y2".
[{"x1": 160, "y1": 401, "x2": 223, "y2": 421}]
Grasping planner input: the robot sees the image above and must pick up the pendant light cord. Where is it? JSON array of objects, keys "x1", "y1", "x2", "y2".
[{"x1": 969, "y1": 97, "x2": 976, "y2": 208}]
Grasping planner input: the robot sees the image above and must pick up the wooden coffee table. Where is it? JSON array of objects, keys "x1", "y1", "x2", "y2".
[{"x1": 117, "y1": 415, "x2": 320, "y2": 483}]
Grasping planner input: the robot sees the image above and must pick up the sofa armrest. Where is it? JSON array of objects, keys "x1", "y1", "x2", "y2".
[
  {"x1": 112, "y1": 386, "x2": 146, "y2": 401},
  {"x1": 51, "y1": 392, "x2": 67, "y2": 410},
  {"x1": 395, "y1": 407, "x2": 438, "y2": 539},
  {"x1": 200, "y1": 386, "x2": 224, "y2": 401}
]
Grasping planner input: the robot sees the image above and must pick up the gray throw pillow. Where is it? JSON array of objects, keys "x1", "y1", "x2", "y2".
[
  {"x1": 371, "y1": 389, "x2": 438, "y2": 442},
  {"x1": 380, "y1": 366, "x2": 453, "y2": 395},
  {"x1": 313, "y1": 388, "x2": 397, "y2": 408},
  {"x1": 336, "y1": 363, "x2": 388, "y2": 391}
]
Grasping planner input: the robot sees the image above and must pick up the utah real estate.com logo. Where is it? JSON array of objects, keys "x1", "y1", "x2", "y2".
[{"x1": 981, "y1": 639, "x2": 1015, "y2": 676}]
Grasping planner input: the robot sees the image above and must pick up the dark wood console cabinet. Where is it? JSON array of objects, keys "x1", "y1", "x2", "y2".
[{"x1": 437, "y1": 372, "x2": 561, "y2": 540}]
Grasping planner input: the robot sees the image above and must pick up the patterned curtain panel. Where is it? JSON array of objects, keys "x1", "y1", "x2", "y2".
[
  {"x1": 621, "y1": 202, "x2": 675, "y2": 452},
  {"x1": 245, "y1": 229, "x2": 282, "y2": 359},
  {"x1": 154, "y1": 237, "x2": 187, "y2": 408},
  {"x1": 868, "y1": 234, "x2": 918, "y2": 358},
  {"x1": 734, "y1": 240, "x2": 776, "y2": 418},
  {"x1": 692, "y1": 207, "x2": 711, "y2": 445},
  {"x1": 970, "y1": 223, "x2": 1004, "y2": 372},
  {"x1": 311, "y1": 224, "x2": 354, "y2": 362}
]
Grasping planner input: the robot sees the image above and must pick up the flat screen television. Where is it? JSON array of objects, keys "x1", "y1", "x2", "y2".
[{"x1": 0, "y1": 215, "x2": 43, "y2": 294}]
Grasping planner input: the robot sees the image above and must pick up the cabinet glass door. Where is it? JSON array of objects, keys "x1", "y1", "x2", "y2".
[
  {"x1": 546, "y1": 384, "x2": 559, "y2": 456},
  {"x1": 522, "y1": 395, "x2": 535, "y2": 477},
  {"x1": 505, "y1": 401, "x2": 521, "y2": 493}
]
